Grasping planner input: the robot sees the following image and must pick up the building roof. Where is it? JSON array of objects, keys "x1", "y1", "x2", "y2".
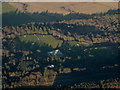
[
  {"x1": 47, "y1": 64, "x2": 54, "y2": 68},
  {"x1": 47, "y1": 49, "x2": 63, "y2": 57}
]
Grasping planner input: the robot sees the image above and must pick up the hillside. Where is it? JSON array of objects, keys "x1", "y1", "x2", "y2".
[
  {"x1": 8, "y1": 2, "x2": 118, "y2": 15},
  {"x1": 2, "y1": 2, "x2": 16, "y2": 14},
  {"x1": 2, "y1": 2, "x2": 119, "y2": 27},
  {"x1": 2, "y1": 2, "x2": 120, "y2": 89}
]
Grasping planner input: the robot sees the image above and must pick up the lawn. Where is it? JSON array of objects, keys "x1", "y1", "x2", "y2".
[
  {"x1": 19, "y1": 35, "x2": 63, "y2": 48},
  {"x1": 68, "y1": 41, "x2": 89, "y2": 47},
  {"x1": 68, "y1": 41, "x2": 78, "y2": 47},
  {"x1": 2, "y1": 2, "x2": 16, "y2": 14}
]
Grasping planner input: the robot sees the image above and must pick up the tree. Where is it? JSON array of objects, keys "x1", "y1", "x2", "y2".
[
  {"x1": 25, "y1": 26, "x2": 29, "y2": 31},
  {"x1": 44, "y1": 67, "x2": 48, "y2": 84},
  {"x1": 47, "y1": 57, "x2": 49, "y2": 62},
  {"x1": 32, "y1": 25, "x2": 35, "y2": 31},
  {"x1": 48, "y1": 28, "x2": 51, "y2": 32},
  {"x1": 27, "y1": 57, "x2": 29, "y2": 60},
  {"x1": 68, "y1": 31, "x2": 71, "y2": 36},
  {"x1": 43, "y1": 27, "x2": 46, "y2": 31},
  {"x1": 77, "y1": 56, "x2": 81, "y2": 60},
  {"x1": 15, "y1": 8, "x2": 20, "y2": 15},
  {"x1": 36, "y1": 65, "x2": 40, "y2": 68}
]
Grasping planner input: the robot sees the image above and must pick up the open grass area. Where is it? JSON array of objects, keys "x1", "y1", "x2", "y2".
[
  {"x1": 9, "y1": 2, "x2": 118, "y2": 15},
  {"x1": 68, "y1": 41, "x2": 90, "y2": 47},
  {"x1": 19, "y1": 35, "x2": 63, "y2": 48},
  {"x1": 2, "y1": 2, "x2": 16, "y2": 14},
  {"x1": 68, "y1": 41, "x2": 79, "y2": 47}
]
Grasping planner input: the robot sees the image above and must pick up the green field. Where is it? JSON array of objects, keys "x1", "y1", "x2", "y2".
[
  {"x1": 68, "y1": 41, "x2": 79, "y2": 47},
  {"x1": 2, "y1": 2, "x2": 16, "y2": 14},
  {"x1": 19, "y1": 35, "x2": 63, "y2": 48},
  {"x1": 68, "y1": 41, "x2": 91, "y2": 47}
]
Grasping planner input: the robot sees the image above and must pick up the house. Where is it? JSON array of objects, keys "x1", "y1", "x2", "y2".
[
  {"x1": 32, "y1": 42, "x2": 35, "y2": 45},
  {"x1": 24, "y1": 35, "x2": 26, "y2": 37},
  {"x1": 47, "y1": 64, "x2": 54, "y2": 68},
  {"x1": 68, "y1": 48, "x2": 72, "y2": 50},
  {"x1": 47, "y1": 49, "x2": 63, "y2": 58},
  {"x1": 95, "y1": 47, "x2": 98, "y2": 49}
]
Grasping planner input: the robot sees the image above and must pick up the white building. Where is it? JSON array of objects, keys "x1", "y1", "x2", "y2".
[
  {"x1": 47, "y1": 64, "x2": 54, "y2": 68},
  {"x1": 47, "y1": 49, "x2": 63, "y2": 57}
]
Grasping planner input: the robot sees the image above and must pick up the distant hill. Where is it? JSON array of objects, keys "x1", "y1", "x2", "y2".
[
  {"x1": 8, "y1": 2, "x2": 118, "y2": 15},
  {"x1": 2, "y1": 2, "x2": 119, "y2": 27}
]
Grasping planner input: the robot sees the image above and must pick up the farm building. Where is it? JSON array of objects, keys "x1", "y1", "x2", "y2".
[
  {"x1": 47, "y1": 64, "x2": 54, "y2": 68},
  {"x1": 47, "y1": 49, "x2": 63, "y2": 58}
]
